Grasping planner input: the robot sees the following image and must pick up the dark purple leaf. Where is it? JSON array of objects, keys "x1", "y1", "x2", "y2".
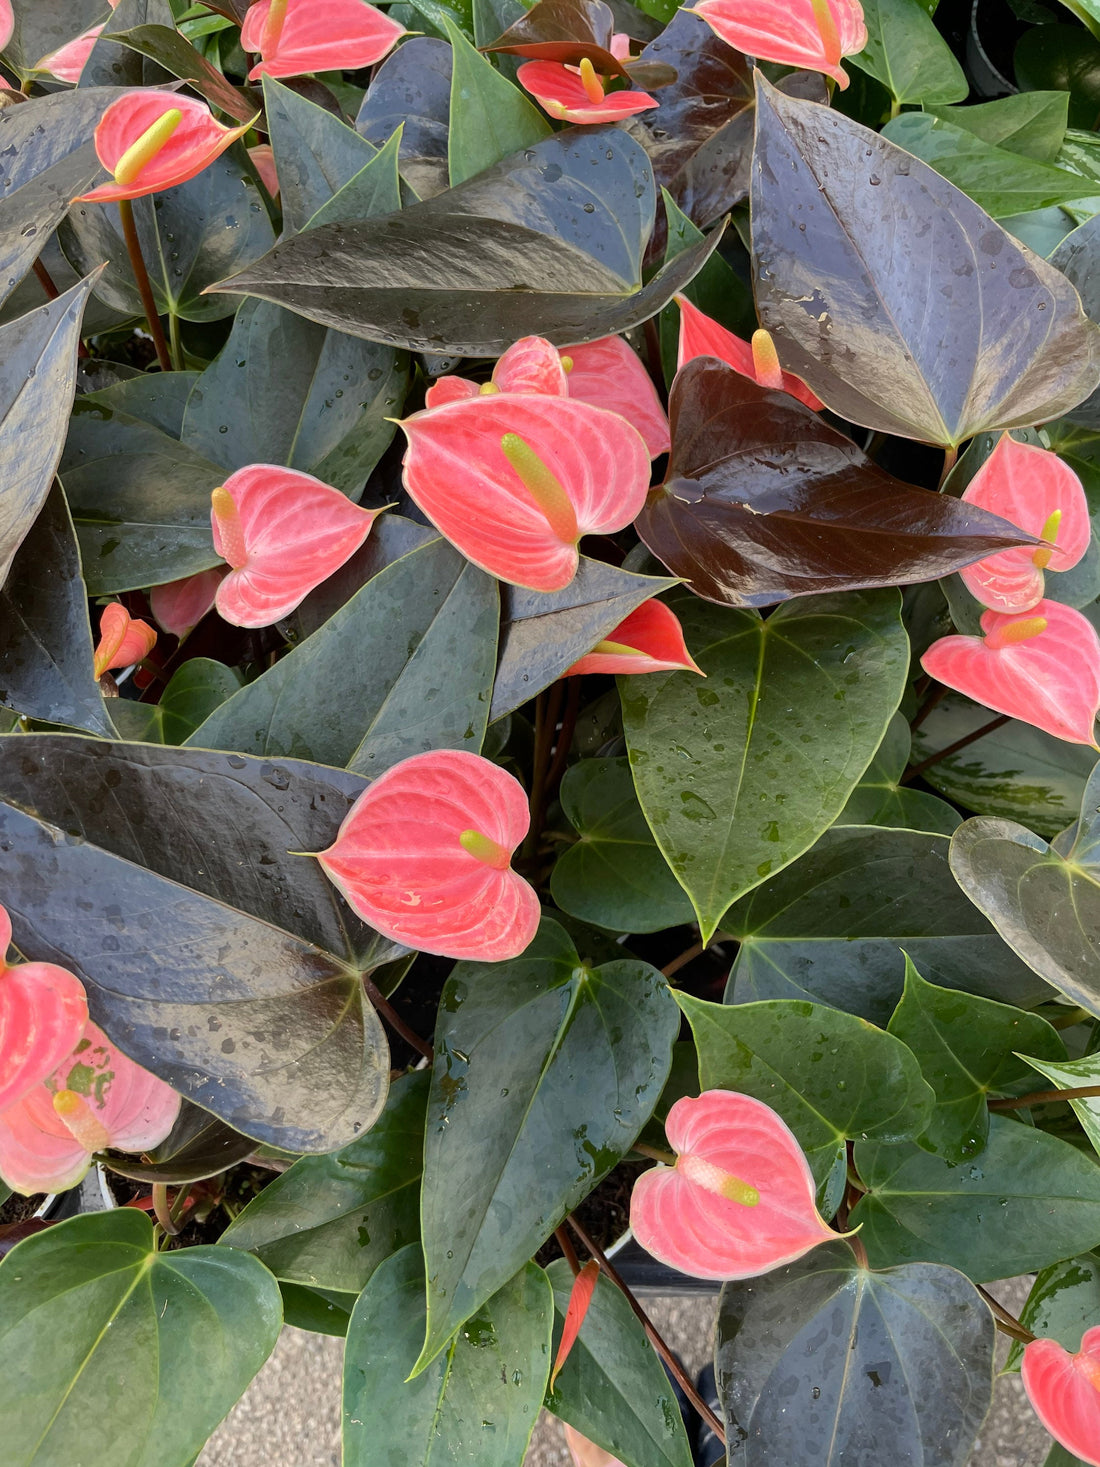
[
  {"x1": 483, "y1": 0, "x2": 632, "y2": 78},
  {"x1": 356, "y1": 38, "x2": 452, "y2": 200}
]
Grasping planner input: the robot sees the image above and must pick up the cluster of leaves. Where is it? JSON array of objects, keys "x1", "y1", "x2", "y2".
[{"x1": 7, "y1": 0, "x2": 1100, "y2": 1465}]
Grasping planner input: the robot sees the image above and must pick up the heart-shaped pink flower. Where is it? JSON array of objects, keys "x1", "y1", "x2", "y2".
[
  {"x1": 1022, "y1": 1328, "x2": 1100, "y2": 1466},
  {"x1": 517, "y1": 58, "x2": 658, "y2": 124},
  {"x1": 677, "y1": 296, "x2": 823, "y2": 411},
  {"x1": 563, "y1": 336, "x2": 670, "y2": 459},
  {"x1": 241, "y1": 0, "x2": 406, "y2": 80},
  {"x1": 0, "y1": 0, "x2": 13, "y2": 52},
  {"x1": 629, "y1": 1090, "x2": 835, "y2": 1280},
  {"x1": 0, "y1": 906, "x2": 88, "y2": 1116},
  {"x1": 93, "y1": 603, "x2": 157, "y2": 679},
  {"x1": 921, "y1": 599, "x2": 1100, "y2": 746},
  {"x1": 76, "y1": 91, "x2": 251, "y2": 204},
  {"x1": 317, "y1": 750, "x2": 541, "y2": 962},
  {"x1": 688, "y1": 0, "x2": 867, "y2": 88},
  {"x1": 211, "y1": 464, "x2": 383, "y2": 628},
  {"x1": 150, "y1": 568, "x2": 226, "y2": 638},
  {"x1": 565, "y1": 600, "x2": 702, "y2": 677}
]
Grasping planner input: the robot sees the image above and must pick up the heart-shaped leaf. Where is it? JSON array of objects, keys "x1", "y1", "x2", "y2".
[
  {"x1": 209, "y1": 128, "x2": 724, "y2": 354},
  {"x1": 76, "y1": 0, "x2": 176, "y2": 92},
  {"x1": 491, "y1": 558, "x2": 677, "y2": 720},
  {"x1": 355, "y1": 37, "x2": 453, "y2": 199},
  {"x1": 220, "y1": 1070, "x2": 427, "y2": 1293},
  {"x1": 620, "y1": 589, "x2": 909, "y2": 941},
  {"x1": 1006, "y1": 1253, "x2": 1100, "y2": 1371},
  {"x1": 1015, "y1": 1051, "x2": 1100, "y2": 1163},
  {"x1": 108, "y1": 659, "x2": 242, "y2": 745},
  {"x1": 417, "y1": 917, "x2": 677, "y2": 1370},
  {"x1": 849, "y1": 0, "x2": 968, "y2": 104},
  {"x1": 949, "y1": 760, "x2": 1100, "y2": 1017},
  {"x1": 188, "y1": 536, "x2": 498, "y2": 775},
  {"x1": 750, "y1": 75, "x2": 1100, "y2": 445},
  {"x1": 344, "y1": 1246, "x2": 551, "y2": 1467},
  {"x1": 835, "y1": 713, "x2": 959, "y2": 833},
  {"x1": 0, "y1": 483, "x2": 114, "y2": 737},
  {"x1": 638, "y1": 359, "x2": 1035, "y2": 607},
  {"x1": 483, "y1": 0, "x2": 630, "y2": 74},
  {"x1": 98, "y1": 1099, "x2": 256, "y2": 1185},
  {"x1": 886, "y1": 955, "x2": 1066, "y2": 1163},
  {"x1": 927, "y1": 93, "x2": 1069, "y2": 164},
  {"x1": 0, "y1": 736, "x2": 399, "y2": 1151},
  {"x1": 1, "y1": 276, "x2": 98, "y2": 589},
  {"x1": 545, "y1": 1258, "x2": 694, "y2": 1467},
  {"x1": 180, "y1": 298, "x2": 407, "y2": 495},
  {"x1": 263, "y1": 76, "x2": 382, "y2": 233},
  {"x1": 0, "y1": 1209, "x2": 282, "y2": 1467},
  {"x1": 715, "y1": 1240, "x2": 994, "y2": 1467},
  {"x1": 726, "y1": 825, "x2": 1054, "y2": 1025}
]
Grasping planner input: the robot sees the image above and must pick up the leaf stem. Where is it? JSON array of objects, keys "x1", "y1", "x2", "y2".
[
  {"x1": 555, "y1": 1225, "x2": 581, "y2": 1276},
  {"x1": 632, "y1": 1141, "x2": 676, "y2": 1165},
  {"x1": 989, "y1": 1083, "x2": 1100, "y2": 1111},
  {"x1": 169, "y1": 309, "x2": 185, "y2": 373},
  {"x1": 524, "y1": 682, "x2": 565, "y2": 862},
  {"x1": 938, "y1": 444, "x2": 958, "y2": 491},
  {"x1": 151, "y1": 1182, "x2": 180, "y2": 1236},
  {"x1": 900, "y1": 714, "x2": 1009, "y2": 785},
  {"x1": 661, "y1": 939, "x2": 703, "y2": 980},
  {"x1": 31, "y1": 259, "x2": 60, "y2": 300},
  {"x1": 566, "y1": 1213, "x2": 726, "y2": 1447},
  {"x1": 362, "y1": 973, "x2": 434, "y2": 1062},
  {"x1": 909, "y1": 682, "x2": 948, "y2": 732},
  {"x1": 117, "y1": 198, "x2": 171, "y2": 372},
  {"x1": 976, "y1": 1284, "x2": 1035, "y2": 1344}
]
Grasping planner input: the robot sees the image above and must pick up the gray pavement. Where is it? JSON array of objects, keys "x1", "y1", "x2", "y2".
[{"x1": 197, "y1": 1282, "x2": 1051, "y2": 1466}]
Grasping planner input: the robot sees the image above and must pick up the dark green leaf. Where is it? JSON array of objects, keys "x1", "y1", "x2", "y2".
[
  {"x1": 1, "y1": 0, "x2": 106, "y2": 78},
  {"x1": 1016, "y1": 25, "x2": 1100, "y2": 132},
  {"x1": 0, "y1": 483, "x2": 114, "y2": 737},
  {"x1": 188, "y1": 536, "x2": 498, "y2": 774},
  {"x1": 345, "y1": 1247, "x2": 551, "y2": 1466},
  {"x1": 288, "y1": 513, "x2": 438, "y2": 639},
  {"x1": 355, "y1": 37, "x2": 452, "y2": 200},
  {"x1": 835, "y1": 713, "x2": 960, "y2": 833},
  {"x1": 491, "y1": 559, "x2": 677, "y2": 721},
  {"x1": 852, "y1": 1116, "x2": 1100, "y2": 1278},
  {"x1": 86, "y1": 369, "x2": 200, "y2": 438},
  {"x1": 886, "y1": 955, "x2": 1066, "y2": 1162},
  {"x1": 109, "y1": 659, "x2": 242, "y2": 745},
  {"x1": 1052, "y1": 215, "x2": 1100, "y2": 429},
  {"x1": 417, "y1": 918, "x2": 677, "y2": 1369},
  {"x1": 263, "y1": 76, "x2": 381, "y2": 234},
  {"x1": 545, "y1": 1259, "x2": 694, "y2": 1467},
  {"x1": 751, "y1": 76, "x2": 1100, "y2": 445},
  {"x1": 444, "y1": 18, "x2": 550, "y2": 187},
  {"x1": 620, "y1": 589, "x2": 909, "y2": 941},
  {"x1": 715, "y1": 1240, "x2": 994, "y2": 1467},
  {"x1": 851, "y1": 0, "x2": 968, "y2": 103},
  {"x1": 657, "y1": 192, "x2": 756, "y2": 385},
  {"x1": 105, "y1": 23, "x2": 261, "y2": 123},
  {"x1": 726, "y1": 825, "x2": 1054, "y2": 1025},
  {"x1": 482, "y1": 0, "x2": 627, "y2": 73},
  {"x1": 1006, "y1": 1253, "x2": 1100, "y2": 1370},
  {"x1": 180, "y1": 298, "x2": 406, "y2": 495},
  {"x1": 638, "y1": 359, "x2": 1034, "y2": 606},
  {"x1": 926, "y1": 93, "x2": 1070, "y2": 164},
  {"x1": 210, "y1": 128, "x2": 724, "y2": 354},
  {"x1": 950, "y1": 760, "x2": 1100, "y2": 1018},
  {"x1": 306, "y1": 129, "x2": 405, "y2": 228},
  {"x1": 280, "y1": 1282, "x2": 356, "y2": 1336},
  {"x1": 98, "y1": 1100, "x2": 257, "y2": 1184},
  {"x1": 0, "y1": 1209, "x2": 282, "y2": 1467},
  {"x1": 1015, "y1": 1050, "x2": 1100, "y2": 1160},
  {"x1": 0, "y1": 276, "x2": 98, "y2": 586},
  {"x1": 220, "y1": 1071, "x2": 426, "y2": 1293},
  {"x1": 678, "y1": 993, "x2": 934, "y2": 1204},
  {"x1": 78, "y1": 0, "x2": 175, "y2": 90},
  {"x1": 551, "y1": 757, "x2": 695, "y2": 932},
  {"x1": 0, "y1": 736, "x2": 398, "y2": 1151}
]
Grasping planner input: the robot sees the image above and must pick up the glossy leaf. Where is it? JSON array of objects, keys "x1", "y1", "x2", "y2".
[
  {"x1": 0, "y1": 277, "x2": 98, "y2": 589},
  {"x1": 886, "y1": 955, "x2": 1066, "y2": 1162},
  {"x1": 417, "y1": 918, "x2": 678, "y2": 1369},
  {"x1": 750, "y1": 77, "x2": 1100, "y2": 445},
  {"x1": 638, "y1": 359, "x2": 1034, "y2": 607},
  {"x1": 210, "y1": 128, "x2": 724, "y2": 354},
  {"x1": 551, "y1": 757, "x2": 695, "y2": 932},
  {"x1": 0, "y1": 482, "x2": 114, "y2": 737},
  {"x1": 849, "y1": 0, "x2": 968, "y2": 104},
  {"x1": 1008, "y1": 1254, "x2": 1100, "y2": 1371},
  {"x1": 109, "y1": 658, "x2": 242, "y2": 745},
  {"x1": 545, "y1": 1258, "x2": 694, "y2": 1467},
  {"x1": 851, "y1": 1116, "x2": 1100, "y2": 1278},
  {"x1": 725, "y1": 825, "x2": 1053, "y2": 1025},
  {"x1": 491, "y1": 559, "x2": 677, "y2": 721},
  {"x1": 949, "y1": 760, "x2": 1100, "y2": 1018},
  {"x1": 355, "y1": 37, "x2": 452, "y2": 199},
  {"x1": 835, "y1": 713, "x2": 960, "y2": 834},
  {"x1": 446, "y1": 17, "x2": 550, "y2": 186},
  {"x1": 304, "y1": 129, "x2": 404, "y2": 228},
  {"x1": 1016, "y1": 1051, "x2": 1100, "y2": 1163},
  {"x1": 1052, "y1": 211, "x2": 1100, "y2": 430},
  {"x1": 678, "y1": 993, "x2": 933, "y2": 1205},
  {"x1": 0, "y1": 1209, "x2": 282, "y2": 1467},
  {"x1": 100, "y1": 23, "x2": 261, "y2": 123},
  {"x1": 344, "y1": 1246, "x2": 551, "y2": 1467},
  {"x1": 620, "y1": 589, "x2": 909, "y2": 941},
  {"x1": 262, "y1": 75, "x2": 382, "y2": 233},
  {"x1": 98, "y1": 1099, "x2": 256, "y2": 1185},
  {"x1": 0, "y1": 737, "x2": 398, "y2": 1152},
  {"x1": 219, "y1": 1071, "x2": 427, "y2": 1292},
  {"x1": 714, "y1": 1240, "x2": 994, "y2": 1467},
  {"x1": 0, "y1": 0, "x2": 106, "y2": 79},
  {"x1": 482, "y1": 0, "x2": 631, "y2": 74},
  {"x1": 189, "y1": 536, "x2": 498, "y2": 773}
]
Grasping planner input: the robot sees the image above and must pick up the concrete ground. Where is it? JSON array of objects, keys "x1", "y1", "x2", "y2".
[{"x1": 197, "y1": 1280, "x2": 1052, "y2": 1466}]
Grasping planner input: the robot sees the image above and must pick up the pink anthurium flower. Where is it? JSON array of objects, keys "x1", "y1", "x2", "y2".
[
  {"x1": 629, "y1": 1090, "x2": 836, "y2": 1281},
  {"x1": 425, "y1": 335, "x2": 568, "y2": 409},
  {"x1": 958, "y1": 435, "x2": 1091, "y2": 614},
  {"x1": 0, "y1": 905, "x2": 88, "y2": 1115},
  {"x1": 36, "y1": 2, "x2": 118, "y2": 83},
  {"x1": 93, "y1": 602, "x2": 157, "y2": 680},
  {"x1": 550, "y1": 1259, "x2": 600, "y2": 1391},
  {"x1": 1022, "y1": 1329, "x2": 1100, "y2": 1467},
  {"x1": 677, "y1": 296, "x2": 824, "y2": 411},
  {"x1": 0, "y1": 0, "x2": 12, "y2": 52},
  {"x1": 398, "y1": 394, "x2": 650, "y2": 591},
  {"x1": 241, "y1": 0, "x2": 406, "y2": 81},
  {"x1": 247, "y1": 142, "x2": 280, "y2": 199},
  {"x1": 564, "y1": 1426, "x2": 627, "y2": 1467},
  {"x1": 565, "y1": 600, "x2": 702, "y2": 677},
  {"x1": 563, "y1": 337, "x2": 670, "y2": 459},
  {"x1": 316, "y1": 749, "x2": 541, "y2": 962},
  {"x1": 517, "y1": 57, "x2": 658, "y2": 124},
  {"x1": 921, "y1": 600, "x2": 1100, "y2": 747},
  {"x1": 688, "y1": 0, "x2": 867, "y2": 89},
  {"x1": 150, "y1": 568, "x2": 226, "y2": 638},
  {"x1": 75, "y1": 91, "x2": 252, "y2": 204},
  {"x1": 0, "y1": 1020, "x2": 180, "y2": 1196},
  {"x1": 210, "y1": 464, "x2": 384, "y2": 628}
]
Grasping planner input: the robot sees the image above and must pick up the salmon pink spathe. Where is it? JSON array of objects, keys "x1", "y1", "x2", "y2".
[
  {"x1": 0, "y1": 905, "x2": 88, "y2": 1116},
  {"x1": 0, "y1": 0, "x2": 12, "y2": 53},
  {"x1": 76, "y1": 92, "x2": 251, "y2": 204},
  {"x1": 689, "y1": 0, "x2": 867, "y2": 89},
  {"x1": 629, "y1": 1090, "x2": 835, "y2": 1280},
  {"x1": 1022, "y1": 1329, "x2": 1100, "y2": 1466},
  {"x1": 150, "y1": 568, "x2": 226, "y2": 638},
  {"x1": 677, "y1": 296, "x2": 824, "y2": 411},
  {"x1": 563, "y1": 337, "x2": 670, "y2": 458},
  {"x1": 316, "y1": 750, "x2": 541, "y2": 962},
  {"x1": 241, "y1": 0, "x2": 406, "y2": 81},
  {"x1": 565, "y1": 600, "x2": 702, "y2": 677},
  {"x1": 517, "y1": 58, "x2": 658, "y2": 124},
  {"x1": 93, "y1": 603, "x2": 156, "y2": 680},
  {"x1": 211, "y1": 465, "x2": 383, "y2": 628}
]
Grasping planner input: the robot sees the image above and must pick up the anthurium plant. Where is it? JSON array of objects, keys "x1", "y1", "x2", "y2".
[{"x1": 10, "y1": 1, "x2": 1100, "y2": 1464}]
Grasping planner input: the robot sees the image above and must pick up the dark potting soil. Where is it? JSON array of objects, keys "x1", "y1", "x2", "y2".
[
  {"x1": 0, "y1": 1191, "x2": 46, "y2": 1225},
  {"x1": 535, "y1": 1158, "x2": 649, "y2": 1268},
  {"x1": 101, "y1": 1162, "x2": 274, "y2": 1247}
]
